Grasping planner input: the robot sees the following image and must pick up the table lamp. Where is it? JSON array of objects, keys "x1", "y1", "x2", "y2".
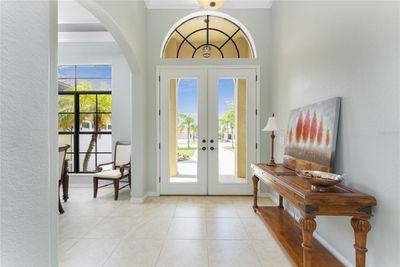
[{"x1": 262, "y1": 114, "x2": 279, "y2": 167}]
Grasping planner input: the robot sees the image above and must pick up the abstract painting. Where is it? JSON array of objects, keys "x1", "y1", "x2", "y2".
[{"x1": 284, "y1": 97, "x2": 341, "y2": 172}]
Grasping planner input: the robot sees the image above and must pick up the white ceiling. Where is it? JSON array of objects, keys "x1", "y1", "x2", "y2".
[
  {"x1": 145, "y1": 0, "x2": 274, "y2": 9},
  {"x1": 57, "y1": 0, "x2": 272, "y2": 42},
  {"x1": 58, "y1": 1, "x2": 114, "y2": 42}
]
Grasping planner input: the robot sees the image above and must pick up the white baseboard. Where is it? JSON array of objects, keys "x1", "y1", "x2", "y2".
[
  {"x1": 147, "y1": 192, "x2": 160, "y2": 197},
  {"x1": 130, "y1": 193, "x2": 148, "y2": 204},
  {"x1": 314, "y1": 233, "x2": 354, "y2": 267}
]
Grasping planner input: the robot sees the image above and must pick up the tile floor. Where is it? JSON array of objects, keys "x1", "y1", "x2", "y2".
[{"x1": 59, "y1": 187, "x2": 293, "y2": 267}]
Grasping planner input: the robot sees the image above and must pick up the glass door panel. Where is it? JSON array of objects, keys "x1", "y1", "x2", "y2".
[
  {"x1": 160, "y1": 69, "x2": 207, "y2": 195},
  {"x1": 208, "y1": 69, "x2": 257, "y2": 195},
  {"x1": 217, "y1": 79, "x2": 247, "y2": 184},
  {"x1": 159, "y1": 68, "x2": 257, "y2": 195},
  {"x1": 169, "y1": 79, "x2": 198, "y2": 183}
]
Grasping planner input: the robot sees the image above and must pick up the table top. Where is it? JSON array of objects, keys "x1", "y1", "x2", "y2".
[{"x1": 251, "y1": 163, "x2": 377, "y2": 216}]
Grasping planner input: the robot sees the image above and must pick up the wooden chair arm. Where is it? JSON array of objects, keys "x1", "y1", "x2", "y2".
[
  {"x1": 96, "y1": 162, "x2": 114, "y2": 172},
  {"x1": 119, "y1": 163, "x2": 131, "y2": 175}
]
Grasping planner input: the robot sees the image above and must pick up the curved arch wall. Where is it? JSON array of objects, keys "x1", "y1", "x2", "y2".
[{"x1": 77, "y1": 0, "x2": 149, "y2": 200}]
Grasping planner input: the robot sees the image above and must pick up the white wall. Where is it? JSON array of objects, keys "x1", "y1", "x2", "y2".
[
  {"x1": 58, "y1": 42, "x2": 132, "y2": 149},
  {"x1": 270, "y1": 1, "x2": 400, "y2": 266},
  {"x1": 145, "y1": 9, "x2": 272, "y2": 193},
  {"x1": 0, "y1": 1, "x2": 58, "y2": 266}
]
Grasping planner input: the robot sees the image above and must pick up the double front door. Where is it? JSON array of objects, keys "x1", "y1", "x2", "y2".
[{"x1": 159, "y1": 67, "x2": 258, "y2": 195}]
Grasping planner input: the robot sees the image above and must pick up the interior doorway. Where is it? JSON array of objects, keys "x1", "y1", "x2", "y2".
[{"x1": 158, "y1": 67, "x2": 259, "y2": 195}]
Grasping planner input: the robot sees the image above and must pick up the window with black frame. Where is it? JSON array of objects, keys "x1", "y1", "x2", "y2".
[{"x1": 58, "y1": 65, "x2": 112, "y2": 173}]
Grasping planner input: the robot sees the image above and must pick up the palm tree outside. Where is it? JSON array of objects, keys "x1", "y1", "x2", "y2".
[
  {"x1": 58, "y1": 80, "x2": 112, "y2": 171},
  {"x1": 178, "y1": 113, "x2": 196, "y2": 149},
  {"x1": 219, "y1": 101, "x2": 235, "y2": 148}
]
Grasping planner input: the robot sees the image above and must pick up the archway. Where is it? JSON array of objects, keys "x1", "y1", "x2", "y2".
[{"x1": 161, "y1": 11, "x2": 257, "y2": 59}]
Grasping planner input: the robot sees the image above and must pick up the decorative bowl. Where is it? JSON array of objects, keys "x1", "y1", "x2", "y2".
[{"x1": 296, "y1": 170, "x2": 345, "y2": 192}]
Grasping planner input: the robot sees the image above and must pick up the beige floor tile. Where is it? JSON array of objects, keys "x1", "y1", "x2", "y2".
[
  {"x1": 59, "y1": 216, "x2": 104, "y2": 239},
  {"x1": 241, "y1": 218, "x2": 274, "y2": 239},
  {"x1": 206, "y1": 218, "x2": 248, "y2": 239},
  {"x1": 174, "y1": 204, "x2": 206, "y2": 217},
  {"x1": 205, "y1": 205, "x2": 238, "y2": 218},
  {"x1": 59, "y1": 238, "x2": 120, "y2": 266},
  {"x1": 63, "y1": 202, "x2": 118, "y2": 217},
  {"x1": 104, "y1": 239, "x2": 164, "y2": 267},
  {"x1": 60, "y1": 189, "x2": 290, "y2": 267},
  {"x1": 85, "y1": 217, "x2": 142, "y2": 239},
  {"x1": 168, "y1": 218, "x2": 207, "y2": 239},
  {"x1": 156, "y1": 240, "x2": 208, "y2": 267},
  {"x1": 208, "y1": 240, "x2": 261, "y2": 267},
  {"x1": 127, "y1": 217, "x2": 171, "y2": 239},
  {"x1": 235, "y1": 205, "x2": 259, "y2": 218},
  {"x1": 147, "y1": 204, "x2": 177, "y2": 218},
  {"x1": 109, "y1": 202, "x2": 153, "y2": 217},
  {"x1": 251, "y1": 240, "x2": 294, "y2": 267},
  {"x1": 58, "y1": 238, "x2": 79, "y2": 255}
]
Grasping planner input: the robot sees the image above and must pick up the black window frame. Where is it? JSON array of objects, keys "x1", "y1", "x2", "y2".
[{"x1": 58, "y1": 65, "x2": 112, "y2": 173}]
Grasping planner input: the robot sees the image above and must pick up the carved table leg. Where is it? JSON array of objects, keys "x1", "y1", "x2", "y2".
[
  {"x1": 351, "y1": 217, "x2": 371, "y2": 267},
  {"x1": 300, "y1": 217, "x2": 317, "y2": 267},
  {"x1": 279, "y1": 195, "x2": 284, "y2": 208},
  {"x1": 252, "y1": 175, "x2": 259, "y2": 212}
]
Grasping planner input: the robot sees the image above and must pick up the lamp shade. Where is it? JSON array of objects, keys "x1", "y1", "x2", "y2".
[
  {"x1": 197, "y1": 0, "x2": 226, "y2": 10},
  {"x1": 262, "y1": 116, "x2": 279, "y2": 132}
]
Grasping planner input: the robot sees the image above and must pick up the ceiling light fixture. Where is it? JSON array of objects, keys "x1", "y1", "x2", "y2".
[
  {"x1": 202, "y1": 45, "x2": 212, "y2": 58},
  {"x1": 197, "y1": 0, "x2": 226, "y2": 10}
]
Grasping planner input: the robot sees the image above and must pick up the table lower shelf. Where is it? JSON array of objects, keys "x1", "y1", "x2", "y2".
[{"x1": 256, "y1": 206, "x2": 344, "y2": 267}]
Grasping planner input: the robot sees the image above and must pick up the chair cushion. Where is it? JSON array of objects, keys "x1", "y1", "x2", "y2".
[{"x1": 93, "y1": 169, "x2": 129, "y2": 179}]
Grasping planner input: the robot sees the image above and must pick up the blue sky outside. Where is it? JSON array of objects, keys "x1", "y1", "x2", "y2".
[
  {"x1": 58, "y1": 65, "x2": 112, "y2": 90},
  {"x1": 177, "y1": 79, "x2": 234, "y2": 121}
]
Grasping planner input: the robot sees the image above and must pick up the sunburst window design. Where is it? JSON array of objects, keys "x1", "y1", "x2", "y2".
[{"x1": 162, "y1": 14, "x2": 255, "y2": 59}]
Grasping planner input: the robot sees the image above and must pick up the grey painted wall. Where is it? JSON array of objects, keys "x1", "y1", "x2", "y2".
[
  {"x1": 58, "y1": 42, "x2": 132, "y2": 149},
  {"x1": 270, "y1": 1, "x2": 400, "y2": 266},
  {"x1": 145, "y1": 9, "x2": 272, "y2": 193},
  {"x1": 0, "y1": 1, "x2": 58, "y2": 265}
]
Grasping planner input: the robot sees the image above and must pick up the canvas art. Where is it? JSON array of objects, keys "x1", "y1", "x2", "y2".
[{"x1": 284, "y1": 97, "x2": 341, "y2": 172}]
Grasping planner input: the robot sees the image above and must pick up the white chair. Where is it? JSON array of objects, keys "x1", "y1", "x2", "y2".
[
  {"x1": 58, "y1": 145, "x2": 70, "y2": 214},
  {"x1": 93, "y1": 141, "x2": 131, "y2": 200}
]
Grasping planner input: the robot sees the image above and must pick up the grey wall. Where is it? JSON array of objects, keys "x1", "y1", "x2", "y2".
[
  {"x1": 0, "y1": 1, "x2": 58, "y2": 266},
  {"x1": 270, "y1": 1, "x2": 400, "y2": 266},
  {"x1": 58, "y1": 42, "x2": 132, "y2": 148},
  {"x1": 145, "y1": 9, "x2": 272, "y2": 193}
]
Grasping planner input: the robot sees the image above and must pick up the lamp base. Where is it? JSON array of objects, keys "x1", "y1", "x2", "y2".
[{"x1": 266, "y1": 160, "x2": 277, "y2": 167}]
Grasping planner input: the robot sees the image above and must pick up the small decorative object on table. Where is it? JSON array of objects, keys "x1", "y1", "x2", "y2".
[
  {"x1": 262, "y1": 113, "x2": 279, "y2": 167},
  {"x1": 296, "y1": 170, "x2": 345, "y2": 192}
]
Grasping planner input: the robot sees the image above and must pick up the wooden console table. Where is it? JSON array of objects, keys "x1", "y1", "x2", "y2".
[{"x1": 251, "y1": 163, "x2": 377, "y2": 267}]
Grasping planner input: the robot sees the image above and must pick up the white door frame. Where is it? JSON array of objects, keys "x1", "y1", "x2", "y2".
[{"x1": 156, "y1": 65, "x2": 260, "y2": 195}]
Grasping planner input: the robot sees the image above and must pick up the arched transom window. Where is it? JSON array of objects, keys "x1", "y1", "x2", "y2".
[{"x1": 162, "y1": 13, "x2": 256, "y2": 59}]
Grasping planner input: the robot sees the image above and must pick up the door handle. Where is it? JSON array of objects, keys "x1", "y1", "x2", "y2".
[
  {"x1": 202, "y1": 147, "x2": 206, "y2": 151},
  {"x1": 210, "y1": 139, "x2": 214, "y2": 144},
  {"x1": 210, "y1": 147, "x2": 215, "y2": 151},
  {"x1": 202, "y1": 139, "x2": 206, "y2": 143}
]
